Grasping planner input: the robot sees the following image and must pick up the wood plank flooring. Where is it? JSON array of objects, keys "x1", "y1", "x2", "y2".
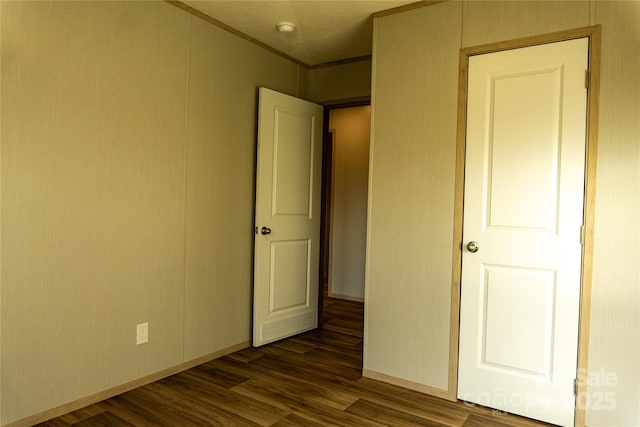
[
  {"x1": 321, "y1": 296, "x2": 364, "y2": 338},
  {"x1": 38, "y1": 297, "x2": 552, "y2": 427}
]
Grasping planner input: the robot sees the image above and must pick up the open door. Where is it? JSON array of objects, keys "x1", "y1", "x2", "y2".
[{"x1": 253, "y1": 87, "x2": 323, "y2": 347}]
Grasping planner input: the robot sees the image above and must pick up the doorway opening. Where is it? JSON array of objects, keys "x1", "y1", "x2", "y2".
[{"x1": 319, "y1": 102, "x2": 371, "y2": 339}]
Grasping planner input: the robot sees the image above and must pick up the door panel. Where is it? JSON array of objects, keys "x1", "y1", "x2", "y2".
[
  {"x1": 254, "y1": 88, "x2": 323, "y2": 347},
  {"x1": 487, "y1": 67, "x2": 562, "y2": 231},
  {"x1": 458, "y1": 38, "x2": 589, "y2": 426},
  {"x1": 272, "y1": 108, "x2": 314, "y2": 216},
  {"x1": 482, "y1": 265, "x2": 556, "y2": 376},
  {"x1": 270, "y1": 239, "x2": 311, "y2": 313}
]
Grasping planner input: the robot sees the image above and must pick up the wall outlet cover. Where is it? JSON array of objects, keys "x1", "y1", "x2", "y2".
[{"x1": 136, "y1": 322, "x2": 149, "y2": 345}]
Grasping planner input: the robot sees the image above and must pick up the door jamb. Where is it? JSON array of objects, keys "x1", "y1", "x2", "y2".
[
  {"x1": 318, "y1": 123, "x2": 333, "y2": 327},
  {"x1": 448, "y1": 26, "x2": 601, "y2": 427}
]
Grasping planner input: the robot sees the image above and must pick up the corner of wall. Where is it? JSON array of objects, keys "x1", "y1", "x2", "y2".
[{"x1": 296, "y1": 64, "x2": 311, "y2": 100}]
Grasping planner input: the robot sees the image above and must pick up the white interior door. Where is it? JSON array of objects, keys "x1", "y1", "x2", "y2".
[
  {"x1": 253, "y1": 87, "x2": 323, "y2": 347},
  {"x1": 458, "y1": 38, "x2": 589, "y2": 426}
]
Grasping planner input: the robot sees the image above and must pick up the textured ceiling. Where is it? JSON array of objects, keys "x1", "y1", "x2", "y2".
[{"x1": 181, "y1": 1, "x2": 416, "y2": 66}]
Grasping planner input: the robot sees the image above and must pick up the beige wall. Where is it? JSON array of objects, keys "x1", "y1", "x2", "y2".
[
  {"x1": 365, "y1": 1, "x2": 462, "y2": 392},
  {"x1": 309, "y1": 59, "x2": 372, "y2": 104},
  {"x1": 366, "y1": 1, "x2": 640, "y2": 425},
  {"x1": 0, "y1": 1, "x2": 304, "y2": 424},
  {"x1": 328, "y1": 106, "x2": 370, "y2": 301},
  {"x1": 587, "y1": 2, "x2": 640, "y2": 426}
]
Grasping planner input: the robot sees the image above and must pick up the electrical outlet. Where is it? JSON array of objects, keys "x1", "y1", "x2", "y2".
[{"x1": 136, "y1": 322, "x2": 148, "y2": 345}]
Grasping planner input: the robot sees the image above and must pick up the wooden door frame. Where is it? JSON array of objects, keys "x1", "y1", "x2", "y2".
[
  {"x1": 448, "y1": 26, "x2": 601, "y2": 427},
  {"x1": 318, "y1": 124, "x2": 333, "y2": 326}
]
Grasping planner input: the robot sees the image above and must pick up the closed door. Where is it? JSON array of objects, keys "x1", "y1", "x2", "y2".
[
  {"x1": 253, "y1": 87, "x2": 323, "y2": 347},
  {"x1": 458, "y1": 38, "x2": 589, "y2": 426}
]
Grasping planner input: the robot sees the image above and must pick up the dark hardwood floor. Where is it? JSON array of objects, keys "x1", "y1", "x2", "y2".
[
  {"x1": 321, "y1": 296, "x2": 364, "y2": 338},
  {"x1": 39, "y1": 297, "x2": 551, "y2": 427}
]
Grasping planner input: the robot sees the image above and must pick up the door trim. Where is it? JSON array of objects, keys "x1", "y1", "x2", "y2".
[{"x1": 448, "y1": 26, "x2": 601, "y2": 427}]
